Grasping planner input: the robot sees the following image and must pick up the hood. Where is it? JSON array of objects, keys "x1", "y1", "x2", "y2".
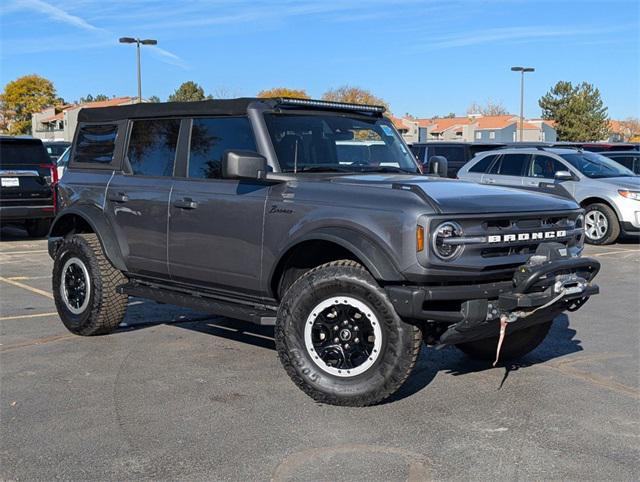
[
  {"x1": 592, "y1": 176, "x2": 640, "y2": 190},
  {"x1": 331, "y1": 174, "x2": 579, "y2": 214}
]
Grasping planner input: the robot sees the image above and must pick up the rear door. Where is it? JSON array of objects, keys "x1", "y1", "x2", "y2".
[
  {"x1": 168, "y1": 116, "x2": 268, "y2": 294},
  {"x1": 482, "y1": 152, "x2": 529, "y2": 187},
  {"x1": 462, "y1": 153, "x2": 499, "y2": 183},
  {"x1": 105, "y1": 118, "x2": 181, "y2": 278},
  {"x1": 0, "y1": 139, "x2": 55, "y2": 214}
]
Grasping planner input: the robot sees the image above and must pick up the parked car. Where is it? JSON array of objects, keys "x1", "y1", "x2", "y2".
[
  {"x1": 458, "y1": 147, "x2": 639, "y2": 244},
  {"x1": 48, "y1": 98, "x2": 599, "y2": 406},
  {"x1": 43, "y1": 141, "x2": 71, "y2": 162},
  {"x1": 56, "y1": 145, "x2": 72, "y2": 179},
  {"x1": 0, "y1": 136, "x2": 58, "y2": 237},
  {"x1": 600, "y1": 150, "x2": 640, "y2": 174},
  {"x1": 409, "y1": 142, "x2": 506, "y2": 177}
]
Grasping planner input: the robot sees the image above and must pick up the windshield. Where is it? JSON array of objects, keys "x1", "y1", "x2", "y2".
[
  {"x1": 560, "y1": 151, "x2": 636, "y2": 178},
  {"x1": 264, "y1": 113, "x2": 419, "y2": 173}
]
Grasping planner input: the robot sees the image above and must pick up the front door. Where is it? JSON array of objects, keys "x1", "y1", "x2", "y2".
[
  {"x1": 105, "y1": 118, "x2": 181, "y2": 278},
  {"x1": 167, "y1": 117, "x2": 268, "y2": 294}
]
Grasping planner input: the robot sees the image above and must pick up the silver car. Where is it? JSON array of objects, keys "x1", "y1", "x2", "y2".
[{"x1": 458, "y1": 147, "x2": 640, "y2": 244}]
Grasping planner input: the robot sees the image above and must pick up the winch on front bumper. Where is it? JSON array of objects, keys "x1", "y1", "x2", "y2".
[{"x1": 386, "y1": 243, "x2": 600, "y2": 346}]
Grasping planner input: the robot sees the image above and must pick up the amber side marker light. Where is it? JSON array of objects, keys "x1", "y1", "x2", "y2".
[{"x1": 416, "y1": 225, "x2": 425, "y2": 252}]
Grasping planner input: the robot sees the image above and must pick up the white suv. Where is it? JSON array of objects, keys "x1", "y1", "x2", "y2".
[{"x1": 458, "y1": 147, "x2": 640, "y2": 244}]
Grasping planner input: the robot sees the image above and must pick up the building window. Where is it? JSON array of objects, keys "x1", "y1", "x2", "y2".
[
  {"x1": 489, "y1": 131, "x2": 496, "y2": 139},
  {"x1": 475, "y1": 131, "x2": 482, "y2": 140}
]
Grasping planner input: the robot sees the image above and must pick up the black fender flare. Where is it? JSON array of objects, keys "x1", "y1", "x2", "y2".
[
  {"x1": 273, "y1": 226, "x2": 405, "y2": 284},
  {"x1": 48, "y1": 205, "x2": 128, "y2": 272}
]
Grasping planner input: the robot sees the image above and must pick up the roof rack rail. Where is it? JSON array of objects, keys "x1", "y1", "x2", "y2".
[{"x1": 275, "y1": 97, "x2": 386, "y2": 114}]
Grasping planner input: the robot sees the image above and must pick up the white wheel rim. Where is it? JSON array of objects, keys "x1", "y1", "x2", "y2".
[
  {"x1": 304, "y1": 296, "x2": 383, "y2": 378},
  {"x1": 60, "y1": 257, "x2": 91, "y2": 315},
  {"x1": 585, "y1": 210, "x2": 608, "y2": 240}
]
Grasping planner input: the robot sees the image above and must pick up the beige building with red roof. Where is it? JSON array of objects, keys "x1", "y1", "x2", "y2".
[{"x1": 32, "y1": 97, "x2": 136, "y2": 141}]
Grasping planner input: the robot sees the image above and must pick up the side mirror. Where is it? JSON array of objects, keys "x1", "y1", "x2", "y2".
[
  {"x1": 554, "y1": 170, "x2": 574, "y2": 182},
  {"x1": 222, "y1": 150, "x2": 268, "y2": 180},
  {"x1": 428, "y1": 155, "x2": 448, "y2": 177}
]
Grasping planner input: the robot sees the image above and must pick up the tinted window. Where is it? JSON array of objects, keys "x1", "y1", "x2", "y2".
[
  {"x1": 469, "y1": 154, "x2": 498, "y2": 173},
  {"x1": 45, "y1": 143, "x2": 69, "y2": 157},
  {"x1": 529, "y1": 155, "x2": 566, "y2": 178},
  {"x1": 496, "y1": 153, "x2": 528, "y2": 176},
  {"x1": 127, "y1": 119, "x2": 180, "y2": 177},
  {"x1": 0, "y1": 140, "x2": 49, "y2": 166},
  {"x1": 188, "y1": 117, "x2": 256, "y2": 179},
  {"x1": 410, "y1": 145, "x2": 426, "y2": 162},
  {"x1": 74, "y1": 124, "x2": 118, "y2": 164},
  {"x1": 431, "y1": 146, "x2": 466, "y2": 164},
  {"x1": 607, "y1": 155, "x2": 637, "y2": 172}
]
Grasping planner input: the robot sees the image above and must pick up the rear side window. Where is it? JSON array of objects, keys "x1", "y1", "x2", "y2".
[
  {"x1": 74, "y1": 124, "x2": 118, "y2": 164},
  {"x1": 432, "y1": 146, "x2": 466, "y2": 164},
  {"x1": 0, "y1": 141, "x2": 49, "y2": 166},
  {"x1": 469, "y1": 154, "x2": 498, "y2": 173},
  {"x1": 608, "y1": 155, "x2": 638, "y2": 172},
  {"x1": 410, "y1": 145, "x2": 426, "y2": 162},
  {"x1": 492, "y1": 153, "x2": 529, "y2": 176},
  {"x1": 188, "y1": 117, "x2": 256, "y2": 179},
  {"x1": 127, "y1": 119, "x2": 180, "y2": 177}
]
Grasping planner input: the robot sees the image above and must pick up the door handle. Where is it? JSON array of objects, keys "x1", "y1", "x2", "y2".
[
  {"x1": 526, "y1": 180, "x2": 539, "y2": 186},
  {"x1": 108, "y1": 192, "x2": 128, "y2": 203},
  {"x1": 173, "y1": 197, "x2": 198, "y2": 210},
  {"x1": 485, "y1": 178, "x2": 496, "y2": 184}
]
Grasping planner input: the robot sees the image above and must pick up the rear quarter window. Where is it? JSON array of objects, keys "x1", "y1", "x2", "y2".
[
  {"x1": 469, "y1": 154, "x2": 498, "y2": 173},
  {"x1": 73, "y1": 124, "x2": 119, "y2": 164}
]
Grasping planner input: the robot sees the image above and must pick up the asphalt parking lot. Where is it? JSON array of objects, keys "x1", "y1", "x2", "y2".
[{"x1": 0, "y1": 227, "x2": 638, "y2": 481}]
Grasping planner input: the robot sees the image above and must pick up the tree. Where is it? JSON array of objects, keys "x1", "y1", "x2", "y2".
[
  {"x1": 539, "y1": 81, "x2": 609, "y2": 141},
  {"x1": 147, "y1": 95, "x2": 161, "y2": 103},
  {"x1": 0, "y1": 74, "x2": 57, "y2": 135},
  {"x1": 257, "y1": 87, "x2": 310, "y2": 99},
  {"x1": 467, "y1": 99, "x2": 508, "y2": 116},
  {"x1": 322, "y1": 85, "x2": 389, "y2": 111},
  {"x1": 79, "y1": 94, "x2": 110, "y2": 104},
  {"x1": 168, "y1": 81, "x2": 208, "y2": 102}
]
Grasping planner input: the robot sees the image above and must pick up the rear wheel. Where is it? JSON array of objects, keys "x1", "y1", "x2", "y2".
[
  {"x1": 275, "y1": 260, "x2": 422, "y2": 406},
  {"x1": 25, "y1": 219, "x2": 50, "y2": 238},
  {"x1": 456, "y1": 321, "x2": 552, "y2": 362},
  {"x1": 584, "y1": 203, "x2": 619, "y2": 245},
  {"x1": 52, "y1": 234, "x2": 128, "y2": 335}
]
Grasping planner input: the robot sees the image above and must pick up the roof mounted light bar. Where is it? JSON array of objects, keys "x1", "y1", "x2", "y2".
[{"x1": 275, "y1": 97, "x2": 386, "y2": 114}]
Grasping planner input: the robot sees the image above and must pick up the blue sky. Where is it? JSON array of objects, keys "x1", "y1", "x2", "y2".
[{"x1": 1, "y1": 0, "x2": 638, "y2": 119}]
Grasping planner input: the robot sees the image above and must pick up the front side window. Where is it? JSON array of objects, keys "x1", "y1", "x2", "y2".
[
  {"x1": 264, "y1": 114, "x2": 418, "y2": 173},
  {"x1": 560, "y1": 151, "x2": 635, "y2": 178},
  {"x1": 74, "y1": 124, "x2": 118, "y2": 164},
  {"x1": 529, "y1": 155, "x2": 566, "y2": 178},
  {"x1": 188, "y1": 117, "x2": 256, "y2": 179},
  {"x1": 127, "y1": 119, "x2": 180, "y2": 177}
]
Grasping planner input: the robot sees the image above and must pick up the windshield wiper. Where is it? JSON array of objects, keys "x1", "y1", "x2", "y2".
[
  {"x1": 293, "y1": 166, "x2": 353, "y2": 173},
  {"x1": 358, "y1": 166, "x2": 417, "y2": 174}
]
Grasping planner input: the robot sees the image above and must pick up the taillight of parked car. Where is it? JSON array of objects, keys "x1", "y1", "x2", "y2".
[{"x1": 40, "y1": 163, "x2": 59, "y2": 212}]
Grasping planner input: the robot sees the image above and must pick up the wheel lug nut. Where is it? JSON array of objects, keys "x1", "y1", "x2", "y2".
[
  {"x1": 334, "y1": 337, "x2": 339, "y2": 343},
  {"x1": 353, "y1": 326, "x2": 359, "y2": 331},
  {"x1": 342, "y1": 320, "x2": 348, "y2": 326},
  {"x1": 333, "y1": 325, "x2": 339, "y2": 331},
  {"x1": 344, "y1": 343, "x2": 349, "y2": 349},
  {"x1": 354, "y1": 337, "x2": 359, "y2": 343}
]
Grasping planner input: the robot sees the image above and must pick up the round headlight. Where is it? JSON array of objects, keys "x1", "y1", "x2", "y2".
[{"x1": 432, "y1": 221, "x2": 463, "y2": 260}]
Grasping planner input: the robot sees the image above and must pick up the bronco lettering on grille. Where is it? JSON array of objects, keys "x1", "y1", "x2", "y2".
[{"x1": 488, "y1": 230, "x2": 567, "y2": 243}]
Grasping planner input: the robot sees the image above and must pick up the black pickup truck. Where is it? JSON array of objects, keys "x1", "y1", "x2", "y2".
[{"x1": 48, "y1": 98, "x2": 599, "y2": 406}]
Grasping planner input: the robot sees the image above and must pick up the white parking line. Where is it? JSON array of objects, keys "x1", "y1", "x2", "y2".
[
  {"x1": 592, "y1": 249, "x2": 640, "y2": 257},
  {"x1": 0, "y1": 250, "x2": 48, "y2": 256},
  {"x1": 0, "y1": 276, "x2": 54, "y2": 300},
  {"x1": 0, "y1": 312, "x2": 58, "y2": 321}
]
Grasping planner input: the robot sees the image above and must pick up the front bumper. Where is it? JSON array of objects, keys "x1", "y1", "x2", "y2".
[{"x1": 386, "y1": 254, "x2": 600, "y2": 345}]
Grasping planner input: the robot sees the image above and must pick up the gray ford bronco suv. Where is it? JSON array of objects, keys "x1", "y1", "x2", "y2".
[{"x1": 49, "y1": 98, "x2": 600, "y2": 406}]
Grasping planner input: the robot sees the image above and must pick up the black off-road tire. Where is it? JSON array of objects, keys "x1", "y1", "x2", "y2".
[
  {"x1": 52, "y1": 234, "x2": 128, "y2": 336},
  {"x1": 275, "y1": 260, "x2": 422, "y2": 406},
  {"x1": 456, "y1": 320, "x2": 552, "y2": 362},
  {"x1": 584, "y1": 203, "x2": 620, "y2": 245},
  {"x1": 25, "y1": 219, "x2": 50, "y2": 238}
]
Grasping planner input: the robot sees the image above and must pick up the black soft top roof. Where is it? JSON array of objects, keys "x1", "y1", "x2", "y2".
[
  {"x1": 78, "y1": 98, "x2": 261, "y2": 123},
  {"x1": 77, "y1": 97, "x2": 386, "y2": 123}
]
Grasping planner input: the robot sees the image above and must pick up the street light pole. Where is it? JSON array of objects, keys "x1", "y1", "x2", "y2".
[
  {"x1": 510, "y1": 66, "x2": 535, "y2": 142},
  {"x1": 119, "y1": 37, "x2": 158, "y2": 103}
]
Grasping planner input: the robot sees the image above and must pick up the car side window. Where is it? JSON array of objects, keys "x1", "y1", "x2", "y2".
[
  {"x1": 529, "y1": 155, "x2": 566, "y2": 178},
  {"x1": 188, "y1": 117, "x2": 257, "y2": 179},
  {"x1": 610, "y1": 155, "x2": 635, "y2": 171},
  {"x1": 496, "y1": 153, "x2": 529, "y2": 176},
  {"x1": 74, "y1": 124, "x2": 118, "y2": 164},
  {"x1": 127, "y1": 119, "x2": 180, "y2": 177},
  {"x1": 469, "y1": 154, "x2": 498, "y2": 173}
]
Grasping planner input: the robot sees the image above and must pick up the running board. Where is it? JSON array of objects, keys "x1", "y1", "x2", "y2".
[{"x1": 117, "y1": 282, "x2": 277, "y2": 325}]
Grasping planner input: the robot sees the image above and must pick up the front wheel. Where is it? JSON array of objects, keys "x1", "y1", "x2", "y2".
[
  {"x1": 584, "y1": 203, "x2": 620, "y2": 245},
  {"x1": 275, "y1": 260, "x2": 422, "y2": 406},
  {"x1": 456, "y1": 321, "x2": 552, "y2": 361}
]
